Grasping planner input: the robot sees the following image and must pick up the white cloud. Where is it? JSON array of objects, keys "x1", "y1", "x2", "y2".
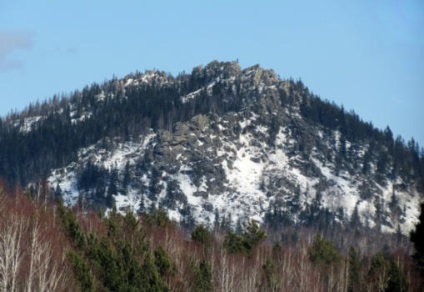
[{"x1": 0, "y1": 30, "x2": 34, "y2": 72}]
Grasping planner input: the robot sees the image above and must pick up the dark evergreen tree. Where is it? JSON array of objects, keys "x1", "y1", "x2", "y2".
[
  {"x1": 180, "y1": 205, "x2": 196, "y2": 230},
  {"x1": 243, "y1": 219, "x2": 266, "y2": 249},
  {"x1": 224, "y1": 220, "x2": 266, "y2": 254},
  {"x1": 389, "y1": 188, "x2": 398, "y2": 211},
  {"x1": 54, "y1": 184, "x2": 63, "y2": 199},
  {"x1": 374, "y1": 197, "x2": 383, "y2": 232},
  {"x1": 192, "y1": 260, "x2": 212, "y2": 292},
  {"x1": 350, "y1": 202, "x2": 361, "y2": 232},
  {"x1": 367, "y1": 252, "x2": 388, "y2": 291},
  {"x1": 386, "y1": 260, "x2": 408, "y2": 292},
  {"x1": 154, "y1": 246, "x2": 175, "y2": 277},
  {"x1": 149, "y1": 167, "x2": 162, "y2": 200},
  {"x1": 140, "y1": 253, "x2": 167, "y2": 292},
  {"x1": 309, "y1": 234, "x2": 341, "y2": 267},
  {"x1": 122, "y1": 161, "x2": 131, "y2": 195},
  {"x1": 105, "y1": 168, "x2": 119, "y2": 208},
  {"x1": 348, "y1": 247, "x2": 361, "y2": 292},
  {"x1": 261, "y1": 258, "x2": 279, "y2": 291},
  {"x1": 67, "y1": 250, "x2": 95, "y2": 292},
  {"x1": 213, "y1": 208, "x2": 220, "y2": 231},
  {"x1": 192, "y1": 224, "x2": 212, "y2": 246},
  {"x1": 223, "y1": 232, "x2": 246, "y2": 254},
  {"x1": 410, "y1": 203, "x2": 424, "y2": 279}
]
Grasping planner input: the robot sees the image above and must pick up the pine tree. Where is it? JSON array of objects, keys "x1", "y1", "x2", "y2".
[
  {"x1": 106, "y1": 168, "x2": 118, "y2": 208},
  {"x1": 213, "y1": 208, "x2": 220, "y2": 231},
  {"x1": 67, "y1": 250, "x2": 94, "y2": 292},
  {"x1": 122, "y1": 162, "x2": 131, "y2": 195},
  {"x1": 58, "y1": 199, "x2": 86, "y2": 248},
  {"x1": 348, "y1": 247, "x2": 361, "y2": 292},
  {"x1": 261, "y1": 258, "x2": 279, "y2": 291},
  {"x1": 309, "y1": 234, "x2": 341, "y2": 267},
  {"x1": 350, "y1": 202, "x2": 361, "y2": 232},
  {"x1": 389, "y1": 188, "x2": 398, "y2": 211},
  {"x1": 224, "y1": 220, "x2": 266, "y2": 254},
  {"x1": 367, "y1": 252, "x2": 388, "y2": 291},
  {"x1": 149, "y1": 167, "x2": 162, "y2": 200},
  {"x1": 140, "y1": 253, "x2": 167, "y2": 292},
  {"x1": 223, "y1": 232, "x2": 246, "y2": 254},
  {"x1": 243, "y1": 219, "x2": 266, "y2": 250},
  {"x1": 154, "y1": 246, "x2": 175, "y2": 277},
  {"x1": 374, "y1": 197, "x2": 383, "y2": 232},
  {"x1": 191, "y1": 224, "x2": 212, "y2": 256},
  {"x1": 386, "y1": 260, "x2": 408, "y2": 292},
  {"x1": 192, "y1": 260, "x2": 212, "y2": 292}
]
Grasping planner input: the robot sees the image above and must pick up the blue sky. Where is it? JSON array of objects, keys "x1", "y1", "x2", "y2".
[{"x1": 1, "y1": 0, "x2": 423, "y2": 146}]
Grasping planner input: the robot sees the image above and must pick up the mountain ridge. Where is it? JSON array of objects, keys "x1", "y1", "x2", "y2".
[{"x1": 1, "y1": 60, "x2": 423, "y2": 237}]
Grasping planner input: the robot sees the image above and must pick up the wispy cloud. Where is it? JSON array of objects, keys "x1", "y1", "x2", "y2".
[{"x1": 0, "y1": 30, "x2": 34, "y2": 72}]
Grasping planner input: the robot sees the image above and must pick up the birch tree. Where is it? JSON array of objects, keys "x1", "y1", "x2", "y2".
[
  {"x1": 26, "y1": 219, "x2": 64, "y2": 292},
  {"x1": 0, "y1": 216, "x2": 25, "y2": 291}
]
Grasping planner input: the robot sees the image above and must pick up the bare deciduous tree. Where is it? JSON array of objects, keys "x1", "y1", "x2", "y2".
[
  {"x1": 0, "y1": 216, "x2": 25, "y2": 291},
  {"x1": 26, "y1": 219, "x2": 65, "y2": 292}
]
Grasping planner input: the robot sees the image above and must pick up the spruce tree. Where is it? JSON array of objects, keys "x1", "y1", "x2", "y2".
[
  {"x1": 140, "y1": 253, "x2": 167, "y2": 292},
  {"x1": 386, "y1": 260, "x2": 408, "y2": 292},
  {"x1": 348, "y1": 247, "x2": 361, "y2": 292},
  {"x1": 191, "y1": 224, "x2": 212, "y2": 256},
  {"x1": 67, "y1": 250, "x2": 94, "y2": 292},
  {"x1": 154, "y1": 246, "x2": 175, "y2": 277},
  {"x1": 309, "y1": 234, "x2": 341, "y2": 267},
  {"x1": 193, "y1": 260, "x2": 212, "y2": 292}
]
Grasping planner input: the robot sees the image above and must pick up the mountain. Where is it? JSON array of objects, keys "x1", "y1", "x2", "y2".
[{"x1": 0, "y1": 60, "x2": 423, "y2": 237}]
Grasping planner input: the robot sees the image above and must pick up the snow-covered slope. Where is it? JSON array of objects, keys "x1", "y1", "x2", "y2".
[
  {"x1": 49, "y1": 109, "x2": 421, "y2": 234},
  {"x1": 3, "y1": 60, "x2": 421, "y2": 235}
]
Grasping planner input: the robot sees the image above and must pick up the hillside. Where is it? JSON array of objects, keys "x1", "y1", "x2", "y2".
[{"x1": 0, "y1": 61, "x2": 423, "y2": 238}]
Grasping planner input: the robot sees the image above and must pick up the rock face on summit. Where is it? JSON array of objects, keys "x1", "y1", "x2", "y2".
[{"x1": 1, "y1": 60, "x2": 422, "y2": 235}]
